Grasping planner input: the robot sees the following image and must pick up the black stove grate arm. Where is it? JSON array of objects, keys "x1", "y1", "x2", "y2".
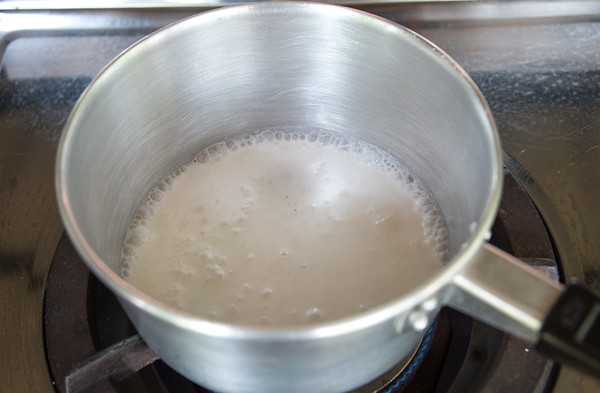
[{"x1": 65, "y1": 334, "x2": 159, "y2": 393}]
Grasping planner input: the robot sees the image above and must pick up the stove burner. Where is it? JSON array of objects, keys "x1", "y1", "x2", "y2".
[{"x1": 43, "y1": 171, "x2": 559, "y2": 393}]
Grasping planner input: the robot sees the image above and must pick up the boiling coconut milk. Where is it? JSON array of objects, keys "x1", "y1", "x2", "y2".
[{"x1": 122, "y1": 131, "x2": 448, "y2": 326}]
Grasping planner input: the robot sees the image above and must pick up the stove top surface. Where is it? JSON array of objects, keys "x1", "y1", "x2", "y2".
[{"x1": 1, "y1": 2, "x2": 599, "y2": 392}]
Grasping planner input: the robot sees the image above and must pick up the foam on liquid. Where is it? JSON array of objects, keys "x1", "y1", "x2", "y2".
[{"x1": 122, "y1": 131, "x2": 448, "y2": 326}]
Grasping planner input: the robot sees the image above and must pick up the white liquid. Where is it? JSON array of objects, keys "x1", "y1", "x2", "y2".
[{"x1": 122, "y1": 131, "x2": 448, "y2": 326}]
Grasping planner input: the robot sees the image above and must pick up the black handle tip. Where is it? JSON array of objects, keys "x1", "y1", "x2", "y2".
[{"x1": 536, "y1": 283, "x2": 600, "y2": 378}]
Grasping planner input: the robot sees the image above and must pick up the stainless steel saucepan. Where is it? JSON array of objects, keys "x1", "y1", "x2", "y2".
[{"x1": 55, "y1": 3, "x2": 600, "y2": 392}]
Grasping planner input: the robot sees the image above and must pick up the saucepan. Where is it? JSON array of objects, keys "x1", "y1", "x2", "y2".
[{"x1": 55, "y1": 3, "x2": 600, "y2": 392}]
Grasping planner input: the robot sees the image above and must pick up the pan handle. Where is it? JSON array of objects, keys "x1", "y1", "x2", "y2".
[
  {"x1": 537, "y1": 283, "x2": 600, "y2": 376},
  {"x1": 446, "y1": 242, "x2": 600, "y2": 377}
]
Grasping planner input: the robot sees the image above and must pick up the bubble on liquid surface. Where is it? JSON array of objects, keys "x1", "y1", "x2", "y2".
[
  {"x1": 124, "y1": 227, "x2": 148, "y2": 246},
  {"x1": 306, "y1": 308, "x2": 323, "y2": 322},
  {"x1": 262, "y1": 288, "x2": 273, "y2": 297},
  {"x1": 170, "y1": 259, "x2": 197, "y2": 276}
]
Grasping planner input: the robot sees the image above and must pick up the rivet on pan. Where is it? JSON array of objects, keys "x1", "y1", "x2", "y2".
[
  {"x1": 408, "y1": 310, "x2": 429, "y2": 331},
  {"x1": 421, "y1": 297, "x2": 438, "y2": 312}
]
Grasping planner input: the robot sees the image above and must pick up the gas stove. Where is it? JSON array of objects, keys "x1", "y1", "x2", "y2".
[{"x1": 1, "y1": 2, "x2": 599, "y2": 393}]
